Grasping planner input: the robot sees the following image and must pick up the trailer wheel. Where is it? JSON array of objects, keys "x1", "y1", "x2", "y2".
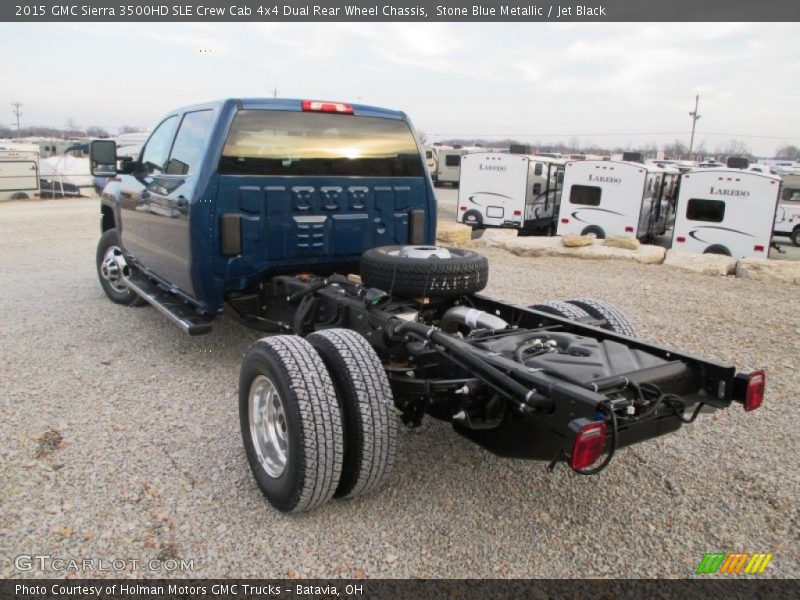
[
  {"x1": 791, "y1": 227, "x2": 800, "y2": 247},
  {"x1": 10, "y1": 192, "x2": 29, "y2": 200},
  {"x1": 462, "y1": 210, "x2": 483, "y2": 227},
  {"x1": 239, "y1": 336, "x2": 343, "y2": 513},
  {"x1": 96, "y1": 229, "x2": 145, "y2": 306},
  {"x1": 566, "y1": 298, "x2": 636, "y2": 337},
  {"x1": 703, "y1": 244, "x2": 731, "y2": 256},
  {"x1": 308, "y1": 329, "x2": 397, "y2": 499},
  {"x1": 360, "y1": 245, "x2": 489, "y2": 299},
  {"x1": 581, "y1": 225, "x2": 606, "y2": 239},
  {"x1": 530, "y1": 300, "x2": 593, "y2": 322}
]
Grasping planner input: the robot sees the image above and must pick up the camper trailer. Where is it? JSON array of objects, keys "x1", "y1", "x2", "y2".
[
  {"x1": 773, "y1": 174, "x2": 800, "y2": 246},
  {"x1": 672, "y1": 164, "x2": 780, "y2": 258},
  {"x1": 457, "y1": 153, "x2": 565, "y2": 234},
  {"x1": 435, "y1": 147, "x2": 474, "y2": 187},
  {"x1": 556, "y1": 160, "x2": 670, "y2": 241},
  {"x1": 0, "y1": 150, "x2": 40, "y2": 200}
]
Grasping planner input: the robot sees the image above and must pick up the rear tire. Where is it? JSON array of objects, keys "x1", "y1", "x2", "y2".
[
  {"x1": 530, "y1": 301, "x2": 592, "y2": 322},
  {"x1": 308, "y1": 329, "x2": 397, "y2": 499},
  {"x1": 791, "y1": 228, "x2": 800, "y2": 247},
  {"x1": 704, "y1": 244, "x2": 731, "y2": 256},
  {"x1": 239, "y1": 336, "x2": 344, "y2": 514},
  {"x1": 581, "y1": 225, "x2": 606, "y2": 239},
  {"x1": 360, "y1": 245, "x2": 489, "y2": 299},
  {"x1": 566, "y1": 298, "x2": 636, "y2": 337}
]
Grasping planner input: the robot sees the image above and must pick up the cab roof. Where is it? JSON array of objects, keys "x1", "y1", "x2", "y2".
[{"x1": 167, "y1": 98, "x2": 407, "y2": 121}]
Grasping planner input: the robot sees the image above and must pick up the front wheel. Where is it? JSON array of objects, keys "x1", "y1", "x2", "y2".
[
  {"x1": 239, "y1": 336, "x2": 343, "y2": 513},
  {"x1": 96, "y1": 229, "x2": 145, "y2": 306}
]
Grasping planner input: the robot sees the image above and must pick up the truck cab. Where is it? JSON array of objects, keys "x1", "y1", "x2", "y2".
[{"x1": 93, "y1": 98, "x2": 435, "y2": 319}]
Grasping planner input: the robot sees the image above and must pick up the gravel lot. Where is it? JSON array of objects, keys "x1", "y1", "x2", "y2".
[{"x1": 1, "y1": 198, "x2": 798, "y2": 579}]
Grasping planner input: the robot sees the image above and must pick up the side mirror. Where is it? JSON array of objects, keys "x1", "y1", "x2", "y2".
[{"x1": 90, "y1": 140, "x2": 117, "y2": 176}]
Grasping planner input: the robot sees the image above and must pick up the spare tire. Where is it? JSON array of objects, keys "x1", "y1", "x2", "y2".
[{"x1": 360, "y1": 245, "x2": 488, "y2": 299}]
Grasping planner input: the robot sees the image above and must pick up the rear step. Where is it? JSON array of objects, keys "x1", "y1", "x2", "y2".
[{"x1": 122, "y1": 272, "x2": 212, "y2": 336}]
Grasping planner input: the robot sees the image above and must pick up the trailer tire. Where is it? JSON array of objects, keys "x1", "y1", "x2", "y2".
[
  {"x1": 791, "y1": 227, "x2": 800, "y2": 247},
  {"x1": 96, "y1": 229, "x2": 146, "y2": 307},
  {"x1": 11, "y1": 192, "x2": 29, "y2": 200},
  {"x1": 308, "y1": 329, "x2": 397, "y2": 499},
  {"x1": 360, "y1": 246, "x2": 489, "y2": 299},
  {"x1": 530, "y1": 300, "x2": 593, "y2": 322},
  {"x1": 566, "y1": 298, "x2": 636, "y2": 337},
  {"x1": 239, "y1": 336, "x2": 343, "y2": 514},
  {"x1": 704, "y1": 244, "x2": 731, "y2": 256},
  {"x1": 462, "y1": 210, "x2": 483, "y2": 227},
  {"x1": 581, "y1": 225, "x2": 606, "y2": 239}
]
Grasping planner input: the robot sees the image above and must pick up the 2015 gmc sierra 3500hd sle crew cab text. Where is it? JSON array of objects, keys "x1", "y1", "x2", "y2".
[{"x1": 90, "y1": 98, "x2": 765, "y2": 513}]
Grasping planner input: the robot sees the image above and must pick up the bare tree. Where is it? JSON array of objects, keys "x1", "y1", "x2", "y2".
[
  {"x1": 775, "y1": 144, "x2": 800, "y2": 160},
  {"x1": 715, "y1": 139, "x2": 752, "y2": 158},
  {"x1": 416, "y1": 130, "x2": 428, "y2": 145},
  {"x1": 118, "y1": 125, "x2": 142, "y2": 134},
  {"x1": 86, "y1": 126, "x2": 110, "y2": 138}
]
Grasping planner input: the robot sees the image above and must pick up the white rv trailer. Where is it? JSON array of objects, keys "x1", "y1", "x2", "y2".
[
  {"x1": 556, "y1": 160, "x2": 670, "y2": 241},
  {"x1": 671, "y1": 168, "x2": 780, "y2": 258},
  {"x1": 773, "y1": 174, "x2": 800, "y2": 246},
  {"x1": 0, "y1": 150, "x2": 40, "y2": 200},
  {"x1": 457, "y1": 153, "x2": 566, "y2": 233},
  {"x1": 435, "y1": 147, "x2": 476, "y2": 187}
]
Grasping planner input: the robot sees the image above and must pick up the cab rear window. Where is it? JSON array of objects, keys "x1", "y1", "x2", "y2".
[{"x1": 219, "y1": 110, "x2": 424, "y2": 177}]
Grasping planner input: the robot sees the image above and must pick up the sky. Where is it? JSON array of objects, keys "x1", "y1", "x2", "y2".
[{"x1": 1, "y1": 21, "x2": 798, "y2": 156}]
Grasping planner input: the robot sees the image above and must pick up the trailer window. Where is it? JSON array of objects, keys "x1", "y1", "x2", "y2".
[
  {"x1": 686, "y1": 199, "x2": 726, "y2": 223},
  {"x1": 569, "y1": 185, "x2": 602, "y2": 206},
  {"x1": 219, "y1": 110, "x2": 424, "y2": 177},
  {"x1": 425, "y1": 150, "x2": 433, "y2": 159},
  {"x1": 534, "y1": 163, "x2": 543, "y2": 176},
  {"x1": 783, "y1": 188, "x2": 800, "y2": 203},
  {"x1": 445, "y1": 154, "x2": 461, "y2": 167}
]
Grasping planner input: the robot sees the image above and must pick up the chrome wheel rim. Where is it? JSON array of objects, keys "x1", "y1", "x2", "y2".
[
  {"x1": 249, "y1": 375, "x2": 289, "y2": 478},
  {"x1": 100, "y1": 245, "x2": 128, "y2": 293}
]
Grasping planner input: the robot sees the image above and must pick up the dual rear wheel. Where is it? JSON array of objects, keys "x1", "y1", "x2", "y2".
[{"x1": 239, "y1": 330, "x2": 397, "y2": 513}]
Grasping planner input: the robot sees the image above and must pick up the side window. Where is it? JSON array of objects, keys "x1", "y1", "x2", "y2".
[
  {"x1": 425, "y1": 150, "x2": 433, "y2": 159},
  {"x1": 140, "y1": 116, "x2": 179, "y2": 175},
  {"x1": 166, "y1": 110, "x2": 214, "y2": 175},
  {"x1": 534, "y1": 163, "x2": 543, "y2": 176},
  {"x1": 570, "y1": 185, "x2": 601, "y2": 206},
  {"x1": 784, "y1": 188, "x2": 800, "y2": 202},
  {"x1": 445, "y1": 154, "x2": 461, "y2": 167},
  {"x1": 533, "y1": 183, "x2": 542, "y2": 195},
  {"x1": 686, "y1": 199, "x2": 726, "y2": 222}
]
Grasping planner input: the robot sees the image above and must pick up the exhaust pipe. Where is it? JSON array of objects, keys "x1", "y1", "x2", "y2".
[{"x1": 441, "y1": 306, "x2": 509, "y2": 333}]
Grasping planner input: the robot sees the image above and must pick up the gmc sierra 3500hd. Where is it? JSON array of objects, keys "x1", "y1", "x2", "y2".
[{"x1": 91, "y1": 98, "x2": 765, "y2": 514}]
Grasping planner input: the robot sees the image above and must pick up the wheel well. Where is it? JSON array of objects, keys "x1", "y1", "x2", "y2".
[{"x1": 101, "y1": 205, "x2": 115, "y2": 232}]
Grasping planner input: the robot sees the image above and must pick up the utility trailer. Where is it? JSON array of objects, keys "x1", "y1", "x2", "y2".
[
  {"x1": 434, "y1": 147, "x2": 474, "y2": 187},
  {"x1": 90, "y1": 98, "x2": 765, "y2": 514},
  {"x1": 557, "y1": 160, "x2": 670, "y2": 241},
  {"x1": 0, "y1": 150, "x2": 40, "y2": 200},
  {"x1": 457, "y1": 152, "x2": 565, "y2": 234},
  {"x1": 672, "y1": 159, "x2": 781, "y2": 258}
]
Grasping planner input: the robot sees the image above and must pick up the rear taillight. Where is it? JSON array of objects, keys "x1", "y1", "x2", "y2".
[
  {"x1": 301, "y1": 100, "x2": 353, "y2": 114},
  {"x1": 513, "y1": 210, "x2": 522, "y2": 217},
  {"x1": 745, "y1": 370, "x2": 765, "y2": 411},
  {"x1": 754, "y1": 245, "x2": 765, "y2": 252},
  {"x1": 460, "y1": 206, "x2": 467, "y2": 211},
  {"x1": 676, "y1": 236, "x2": 686, "y2": 243},
  {"x1": 569, "y1": 419, "x2": 607, "y2": 470},
  {"x1": 625, "y1": 226, "x2": 634, "y2": 233},
  {"x1": 561, "y1": 218, "x2": 570, "y2": 224}
]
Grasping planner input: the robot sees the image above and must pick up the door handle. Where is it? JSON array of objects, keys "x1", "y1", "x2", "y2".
[{"x1": 141, "y1": 190, "x2": 151, "y2": 200}]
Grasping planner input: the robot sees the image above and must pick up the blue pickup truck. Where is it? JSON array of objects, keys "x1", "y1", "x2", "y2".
[{"x1": 91, "y1": 98, "x2": 765, "y2": 514}]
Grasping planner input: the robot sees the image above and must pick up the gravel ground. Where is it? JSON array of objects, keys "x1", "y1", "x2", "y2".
[{"x1": 1, "y1": 198, "x2": 798, "y2": 579}]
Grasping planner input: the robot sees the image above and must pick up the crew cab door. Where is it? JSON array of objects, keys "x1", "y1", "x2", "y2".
[
  {"x1": 118, "y1": 115, "x2": 179, "y2": 269},
  {"x1": 145, "y1": 109, "x2": 215, "y2": 296}
]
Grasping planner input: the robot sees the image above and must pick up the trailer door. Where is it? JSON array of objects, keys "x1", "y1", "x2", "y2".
[{"x1": 0, "y1": 160, "x2": 39, "y2": 197}]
